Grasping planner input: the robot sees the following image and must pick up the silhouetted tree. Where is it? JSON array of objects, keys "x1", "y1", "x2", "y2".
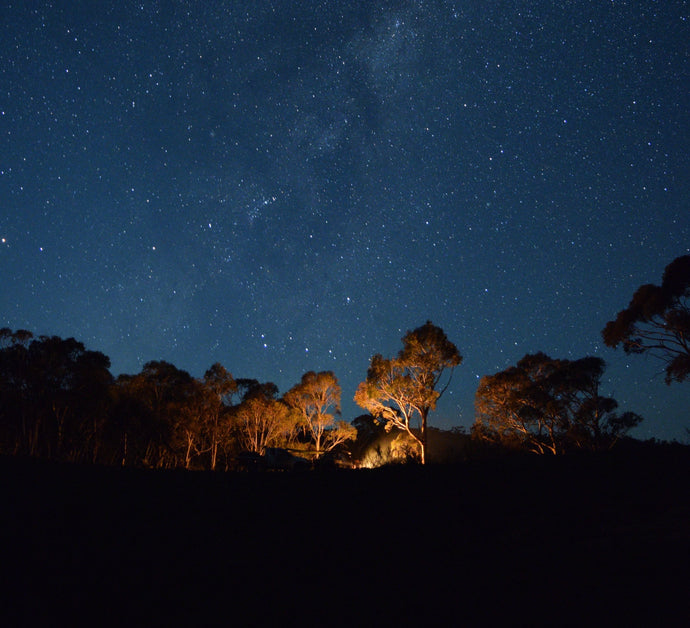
[
  {"x1": 0, "y1": 329, "x2": 38, "y2": 455},
  {"x1": 114, "y1": 361, "x2": 199, "y2": 468},
  {"x1": 354, "y1": 321, "x2": 462, "y2": 464},
  {"x1": 0, "y1": 329, "x2": 112, "y2": 461},
  {"x1": 473, "y1": 353, "x2": 642, "y2": 453},
  {"x1": 561, "y1": 357, "x2": 642, "y2": 450},
  {"x1": 106, "y1": 381, "x2": 153, "y2": 467},
  {"x1": 236, "y1": 378, "x2": 280, "y2": 402},
  {"x1": 284, "y1": 371, "x2": 355, "y2": 459},
  {"x1": 603, "y1": 255, "x2": 690, "y2": 384}
]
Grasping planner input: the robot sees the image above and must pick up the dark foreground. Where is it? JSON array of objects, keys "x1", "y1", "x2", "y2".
[{"x1": 2, "y1": 446, "x2": 689, "y2": 627}]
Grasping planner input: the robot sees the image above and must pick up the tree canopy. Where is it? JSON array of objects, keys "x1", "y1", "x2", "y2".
[
  {"x1": 0, "y1": 317, "x2": 657, "y2": 469},
  {"x1": 0, "y1": 329, "x2": 113, "y2": 461},
  {"x1": 473, "y1": 352, "x2": 642, "y2": 454},
  {"x1": 284, "y1": 370, "x2": 355, "y2": 458},
  {"x1": 202, "y1": 363, "x2": 238, "y2": 470},
  {"x1": 603, "y1": 254, "x2": 690, "y2": 384},
  {"x1": 231, "y1": 389, "x2": 296, "y2": 456},
  {"x1": 354, "y1": 321, "x2": 462, "y2": 464}
]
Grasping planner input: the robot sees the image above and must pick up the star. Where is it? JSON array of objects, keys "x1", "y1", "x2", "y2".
[{"x1": 0, "y1": 1, "x2": 687, "y2": 441}]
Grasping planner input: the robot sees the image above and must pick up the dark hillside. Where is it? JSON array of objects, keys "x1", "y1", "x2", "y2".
[{"x1": 2, "y1": 447, "x2": 689, "y2": 626}]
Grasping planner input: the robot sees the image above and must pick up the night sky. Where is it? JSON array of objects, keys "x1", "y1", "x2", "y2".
[{"x1": 2, "y1": 2, "x2": 688, "y2": 440}]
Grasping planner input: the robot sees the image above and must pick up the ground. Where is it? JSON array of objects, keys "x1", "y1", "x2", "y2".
[{"x1": 2, "y1": 445, "x2": 689, "y2": 626}]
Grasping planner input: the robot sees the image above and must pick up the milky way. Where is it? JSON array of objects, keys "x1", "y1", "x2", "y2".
[{"x1": 1, "y1": 2, "x2": 688, "y2": 439}]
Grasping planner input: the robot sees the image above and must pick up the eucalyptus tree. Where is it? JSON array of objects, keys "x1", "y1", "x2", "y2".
[
  {"x1": 473, "y1": 353, "x2": 642, "y2": 453},
  {"x1": 355, "y1": 322, "x2": 462, "y2": 464},
  {"x1": 284, "y1": 371, "x2": 356, "y2": 459},
  {"x1": 202, "y1": 363, "x2": 237, "y2": 469},
  {"x1": 603, "y1": 254, "x2": 690, "y2": 384},
  {"x1": 231, "y1": 381, "x2": 298, "y2": 455},
  {"x1": 0, "y1": 329, "x2": 112, "y2": 461}
]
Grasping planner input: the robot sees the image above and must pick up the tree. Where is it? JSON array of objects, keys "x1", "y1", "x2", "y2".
[
  {"x1": 474, "y1": 359, "x2": 548, "y2": 455},
  {"x1": 0, "y1": 330, "x2": 112, "y2": 461},
  {"x1": 284, "y1": 371, "x2": 356, "y2": 459},
  {"x1": 603, "y1": 255, "x2": 690, "y2": 384},
  {"x1": 558, "y1": 356, "x2": 642, "y2": 450},
  {"x1": 473, "y1": 353, "x2": 642, "y2": 454},
  {"x1": 175, "y1": 378, "x2": 212, "y2": 470},
  {"x1": 231, "y1": 382, "x2": 297, "y2": 455},
  {"x1": 0, "y1": 328, "x2": 43, "y2": 456},
  {"x1": 354, "y1": 321, "x2": 462, "y2": 464},
  {"x1": 202, "y1": 363, "x2": 237, "y2": 470},
  {"x1": 114, "y1": 361, "x2": 200, "y2": 468},
  {"x1": 235, "y1": 378, "x2": 280, "y2": 402}
]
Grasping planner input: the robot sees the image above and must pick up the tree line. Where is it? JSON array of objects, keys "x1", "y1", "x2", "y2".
[
  {"x1": 0, "y1": 331, "x2": 357, "y2": 469},
  {"x1": 0, "y1": 255, "x2": 687, "y2": 467}
]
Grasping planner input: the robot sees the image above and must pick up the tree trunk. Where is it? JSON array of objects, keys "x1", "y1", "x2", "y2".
[
  {"x1": 121, "y1": 432, "x2": 128, "y2": 467},
  {"x1": 211, "y1": 438, "x2": 218, "y2": 471},
  {"x1": 185, "y1": 432, "x2": 193, "y2": 469}
]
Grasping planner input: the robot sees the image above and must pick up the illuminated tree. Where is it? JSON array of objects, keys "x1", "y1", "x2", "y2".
[
  {"x1": 473, "y1": 353, "x2": 642, "y2": 453},
  {"x1": 354, "y1": 321, "x2": 462, "y2": 464},
  {"x1": 603, "y1": 255, "x2": 690, "y2": 384},
  {"x1": 284, "y1": 371, "x2": 356, "y2": 459},
  {"x1": 473, "y1": 353, "x2": 565, "y2": 455},
  {"x1": 202, "y1": 363, "x2": 237, "y2": 470},
  {"x1": 175, "y1": 380, "x2": 214, "y2": 470},
  {"x1": 231, "y1": 383, "x2": 296, "y2": 455}
]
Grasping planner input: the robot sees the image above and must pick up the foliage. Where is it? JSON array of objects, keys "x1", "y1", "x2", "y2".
[
  {"x1": 284, "y1": 370, "x2": 355, "y2": 458},
  {"x1": 0, "y1": 321, "x2": 656, "y2": 470},
  {"x1": 473, "y1": 352, "x2": 642, "y2": 454},
  {"x1": 113, "y1": 361, "x2": 202, "y2": 468},
  {"x1": 202, "y1": 363, "x2": 238, "y2": 470},
  {"x1": 354, "y1": 321, "x2": 461, "y2": 464},
  {"x1": 231, "y1": 393, "x2": 296, "y2": 455},
  {"x1": 0, "y1": 329, "x2": 113, "y2": 461},
  {"x1": 603, "y1": 255, "x2": 690, "y2": 384}
]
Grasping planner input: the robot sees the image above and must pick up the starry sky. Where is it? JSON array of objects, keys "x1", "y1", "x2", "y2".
[{"x1": 2, "y1": 1, "x2": 688, "y2": 440}]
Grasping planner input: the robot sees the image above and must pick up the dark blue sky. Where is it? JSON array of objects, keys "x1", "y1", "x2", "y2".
[{"x1": 2, "y1": 1, "x2": 688, "y2": 440}]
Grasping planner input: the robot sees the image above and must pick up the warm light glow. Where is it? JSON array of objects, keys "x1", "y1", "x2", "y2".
[{"x1": 359, "y1": 432, "x2": 421, "y2": 468}]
